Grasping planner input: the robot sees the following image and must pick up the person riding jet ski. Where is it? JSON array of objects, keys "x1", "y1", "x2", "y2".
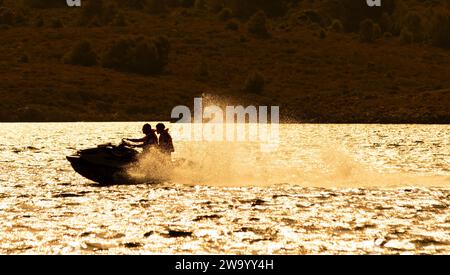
[
  {"x1": 123, "y1": 123, "x2": 158, "y2": 153},
  {"x1": 66, "y1": 123, "x2": 158, "y2": 185},
  {"x1": 155, "y1": 123, "x2": 174, "y2": 154}
]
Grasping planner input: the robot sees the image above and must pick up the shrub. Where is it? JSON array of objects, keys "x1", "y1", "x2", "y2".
[
  {"x1": 102, "y1": 36, "x2": 170, "y2": 75},
  {"x1": 18, "y1": 53, "x2": 29, "y2": 63},
  {"x1": 50, "y1": 18, "x2": 63, "y2": 28},
  {"x1": 206, "y1": 0, "x2": 224, "y2": 13},
  {"x1": 373, "y1": 23, "x2": 382, "y2": 40},
  {"x1": 225, "y1": 0, "x2": 286, "y2": 18},
  {"x1": 430, "y1": 11, "x2": 450, "y2": 49},
  {"x1": 0, "y1": 7, "x2": 27, "y2": 26},
  {"x1": 112, "y1": 12, "x2": 127, "y2": 27},
  {"x1": 179, "y1": 0, "x2": 195, "y2": 8},
  {"x1": 154, "y1": 35, "x2": 170, "y2": 66},
  {"x1": 147, "y1": 0, "x2": 167, "y2": 14},
  {"x1": 379, "y1": 12, "x2": 393, "y2": 33},
  {"x1": 14, "y1": 10, "x2": 27, "y2": 25},
  {"x1": 384, "y1": 32, "x2": 393, "y2": 39},
  {"x1": 226, "y1": 19, "x2": 239, "y2": 31},
  {"x1": 103, "y1": 3, "x2": 119, "y2": 24},
  {"x1": 81, "y1": 0, "x2": 117, "y2": 25},
  {"x1": 22, "y1": 0, "x2": 66, "y2": 8},
  {"x1": 194, "y1": 0, "x2": 206, "y2": 10},
  {"x1": 88, "y1": 17, "x2": 102, "y2": 27},
  {"x1": 64, "y1": 41, "x2": 97, "y2": 67},
  {"x1": 132, "y1": 42, "x2": 161, "y2": 74},
  {"x1": 402, "y1": 12, "x2": 422, "y2": 42},
  {"x1": 319, "y1": 28, "x2": 326, "y2": 39},
  {"x1": 113, "y1": 0, "x2": 147, "y2": 9},
  {"x1": 244, "y1": 72, "x2": 265, "y2": 94},
  {"x1": 101, "y1": 39, "x2": 130, "y2": 69},
  {"x1": 323, "y1": 0, "x2": 396, "y2": 32},
  {"x1": 196, "y1": 60, "x2": 209, "y2": 81},
  {"x1": 218, "y1": 8, "x2": 232, "y2": 21},
  {"x1": 360, "y1": 18, "x2": 374, "y2": 43},
  {"x1": 34, "y1": 15, "x2": 44, "y2": 27},
  {"x1": 330, "y1": 19, "x2": 343, "y2": 33},
  {"x1": 298, "y1": 10, "x2": 323, "y2": 26},
  {"x1": 400, "y1": 28, "x2": 413, "y2": 45},
  {"x1": 0, "y1": 7, "x2": 14, "y2": 25},
  {"x1": 81, "y1": 0, "x2": 103, "y2": 21},
  {"x1": 248, "y1": 10, "x2": 269, "y2": 38}
]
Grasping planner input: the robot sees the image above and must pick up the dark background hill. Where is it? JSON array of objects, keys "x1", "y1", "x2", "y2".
[{"x1": 0, "y1": 0, "x2": 449, "y2": 123}]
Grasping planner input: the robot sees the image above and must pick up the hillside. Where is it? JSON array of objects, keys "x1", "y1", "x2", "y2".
[{"x1": 0, "y1": 0, "x2": 449, "y2": 123}]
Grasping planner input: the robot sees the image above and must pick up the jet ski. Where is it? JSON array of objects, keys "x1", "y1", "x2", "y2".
[{"x1": 66, "y1": 143, "x2": 152, "y2": 185}]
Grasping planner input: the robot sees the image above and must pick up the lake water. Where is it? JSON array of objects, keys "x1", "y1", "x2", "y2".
[{"x1": 0, "y1": 123, "x2": 448, "y2": 254}]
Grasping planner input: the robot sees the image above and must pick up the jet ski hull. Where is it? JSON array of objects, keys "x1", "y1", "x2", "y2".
[
  {"x1": 66, "y1": 155, "x2": 136, "y2": 185},
  {"x1": 66, "y1": 144, "x2": 158, "y2": 186}
]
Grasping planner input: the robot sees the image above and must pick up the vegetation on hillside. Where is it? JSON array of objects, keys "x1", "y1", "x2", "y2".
[{"x1": 0, "y1": 0, "x2": 449, "y2": 123}]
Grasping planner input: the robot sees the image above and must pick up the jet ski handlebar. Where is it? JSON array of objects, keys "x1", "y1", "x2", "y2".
[{"x1": 97, "y1": 140, "x2": 131, "y2": 149}]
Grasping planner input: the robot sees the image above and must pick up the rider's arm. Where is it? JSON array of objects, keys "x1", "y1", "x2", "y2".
[
  {"x1": 126, "y1": 137, "x2": 145, "y2": 143},
  {"x1": 129, "y1": 144, "x2": 144, "y2": 148}
]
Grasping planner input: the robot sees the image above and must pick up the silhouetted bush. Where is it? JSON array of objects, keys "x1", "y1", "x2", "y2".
[
  {"x1": 319, "y1": 28, "x2": 326, "y2": 39},
  {"x1": 154, "y1": 35, "x2": 170, "y2": 65},
  {"x1": 113, "y1": 0, "x2": 147, "y2": 9},
  {"x1": 102, "y1": 36, "x2": 170, "y2": 75},
  {"x1": 248, "y1": 10, "x2": 269, "y2": 38},
  {"x1": 324, "y1": 0, "x2": 396, "y2": 32},
  {"x1": 34, "y1": 14, "x2": 44, "y2": 27},
  {"x1": 373, "y1": 23, "x2": 382, "y2": 40},
  {"x1": 430, "y1": 11, "x2": 450, "y2": 49},
  {"x1": 14, "y1": 10, "x2": 27, "y2": 26},
  {"x1": 298, "y1": 10, "x2": 323, "y2": 26},
  {"x1": 0, "y1": 6, "x2": 26, "y2": 26},
  {"x1": 206, "y1": 0, "x2": 224, "y2": 13},
  {"x1": 400, "y1": 28, "x2": 413, "y2": 45},
  {"x1": 50, "y1": 18, "x2": 63, "y2": 28},
  {"x1": 360, "y1": 18, "x2": 375, "y2": 43},
  {"x1": 401, "y1": 12, "x2": 422, "y2": 42},
  {"x1": 379, "y1": 12, "x2": 393, "y2": 33},
  {"x1": 18, "y1": 53, "x2": 29, "y2": 63},
  {"x1": 147, "y1": 0, "x2": 167, "y2": 14},
  {"x1": 226, "y1": 19, "x2": 239, "y2": 31},
  {"x1": 179, "y1": 0, "x2": 195, "y2": 8},
  {"x1": 0, "y1": 7, "x2": 14, "y2": 25},
  {"x1": 64, "y1": 41, "x2": 97, "y2": 67},
  {"x1": 82, "y1": 0, "x2": 103, "y2": 18},
  {"x1": 218, "y1": 8, "x2": 232, "y2": 21},
  {"x1": 81, "y1": 0, "x2": 118, "y2": 25},
  {"x1": 330, "y1": 19, "x2": 343, "y2": 33},
  {"x1": 196, "y1": 60, "x2": 209, "y2": 81},
  {"x1": 112, "y1": 12, "x2": 127, "y2": 26},
  {"x1": 244, "y1": 72, "x2": 265, "y2": 94},
  {"x1": 22, "y1": 0, "x2": 66, "y2": 8},
  {"x1": 103, "y1": 3, "x2": 119, "y2": 23},
  {"x1": 102, "y1": 38, "x2": 133, "y2": 70},
  {"x1": 194, "y1": 0, "x2": 206, "y2": 10},
  {"x1": 225, "y1": 0, "x2": 286, "y2": 18}
]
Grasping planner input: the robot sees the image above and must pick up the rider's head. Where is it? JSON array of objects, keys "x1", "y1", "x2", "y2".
[
  {"x1": 142, "y1": 124, "x2": 152, "y2": 135},
  {"x1": 156, "y1": 123, "x2": 166, "y2": 134}
]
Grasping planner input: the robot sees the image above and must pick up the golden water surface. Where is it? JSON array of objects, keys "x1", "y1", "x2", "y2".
[{"x1": 0, "y1": 123, "x2": 448, "y2": 254}]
